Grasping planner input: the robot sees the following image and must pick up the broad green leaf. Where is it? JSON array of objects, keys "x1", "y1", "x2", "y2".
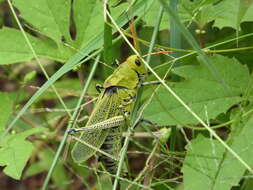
[
  {"x1": 182, "y1": 135, "x2": 226, "y2": 190},
  {"x1": 0, "y1": 27, "x2": 73, "y2": 65},
  {"x1": 164, "y1": 0, "x2": 253, "y2": 30},
  {"x1": 227, "y1": 104, "x2": 253, "y2": 147},
  {"x1": 13, "y1": 0, "x2": 128, "y2": 49},
  {"x1": 179, "y1": 55, "x2": 250, "y2": 93},
  {"x1": 73, "y1": 0, "x2": 128, "y2": 48},
  {"x1": 73, "y1": 0, "x2": 102, "y2": 48},
  {"x1": 12, "y1": 0, "x2": 71, "y2": 43},
  {"x1": 24, "y1": 148, "x2": 68, "y2": 189},
  {"x1": 143, "y1": 1, "x2": 169, "y2": 30},
  {"x1": 144, "y1": 1, "x2": 200, "y2": 30},
  {"x1": 143, "y1": 55, "x2": 250, "y2": 125},
  {"x1": 209, "y1": 0, "x2": 253, "y2": 29},
  {"x1": 0, "y1": 127, "x2": 46, "y2": 179},
  {"x1": 237, "y1": 0, "x2": 253, "y2": 29},
  {"x1": 178, "y1": 0, "x2": 224, "y2": 28},
  {"x1": 182, "y1": 116, "x2": 253, "y2": 190},
  {"x1": 144, "y1": 0, "x2": 219, "y2": 30},
  {"x1": 7, "y1": 0, "x2": 139, "y2": 66},
  {"x1": 0, "y1": 92, "x2": 13, "y2": 131}
]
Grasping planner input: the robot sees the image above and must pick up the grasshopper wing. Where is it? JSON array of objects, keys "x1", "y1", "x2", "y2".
[{"x1": 71, "y1": 88, "x2": 122, "y2": 163}]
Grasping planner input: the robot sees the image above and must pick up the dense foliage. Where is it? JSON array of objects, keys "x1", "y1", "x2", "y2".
[{"x1": 0, "y1": 0, "x2": 253, "y2": 190}]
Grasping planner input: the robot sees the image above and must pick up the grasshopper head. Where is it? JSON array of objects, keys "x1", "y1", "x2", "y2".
[
  {"x1": 125, "y1": 55, "x2": 147, "y2": 77},
  {"x1": 103, "y1": 55, "x2": 147, "y2": 89}
]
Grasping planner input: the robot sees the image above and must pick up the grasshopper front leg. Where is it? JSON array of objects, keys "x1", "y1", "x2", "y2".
[
  {"x1": 141, "y1": 80, "x2": 166, "y2": 86},
  {"x1": 68, "y1": 115, "x2": 125, "y2": 134},
  {"x1": 95, "y1": 84, "x2": 104, "y2": 93}
]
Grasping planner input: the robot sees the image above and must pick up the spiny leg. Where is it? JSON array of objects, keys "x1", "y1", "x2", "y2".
[
  {"x1": 68, "y1": 115, "x2": 125, "y2": 134},
  {"x1": 133, "y1": 119, "x2": 157, "y2": 129},
  {"x1": 128, "y1": 118, "x2": 157, "y2": 136},
  {"x1": 141, "y1": 80, "x2": 165, "y2": 86}
]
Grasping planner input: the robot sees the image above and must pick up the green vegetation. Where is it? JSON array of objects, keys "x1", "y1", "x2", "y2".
[{"x1": 0, "y1": 0, "x2": 253, "y2": 190}]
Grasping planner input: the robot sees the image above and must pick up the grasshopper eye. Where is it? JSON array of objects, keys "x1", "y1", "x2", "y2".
[{"x1": 135, "y1": 58, "x2": 141, "y2": 66}]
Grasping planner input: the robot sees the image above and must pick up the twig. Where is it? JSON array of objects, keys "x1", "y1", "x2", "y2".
[
  {"x1": 126, "y1": 142, "x2": 160, "y2": 190},
  {"x1": 21, "y1": 116, "x2": 40, "y2": 128},
  {"x1": 29, "y1": 98, "x2": 97, "y2": 113},
  {"x1": 142, "y1": 143, "x2": 160, "y2": 189},
  {"x1": 123, "y1": 131, "x2": 162, "y2": 138}
]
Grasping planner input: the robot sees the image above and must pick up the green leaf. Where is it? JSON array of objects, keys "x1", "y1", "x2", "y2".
[
  {"x1": 0, "y1": 127, "x2": 46, "y2": 180},
  {"x1": 189, "y1": 0, "x2": 253, "y2": 29},
  {"x1": 143, "y1": 55, "x2": 250, "y2": 125},
  {"x1": 182, "y1": 135, "x2": 226, "y2": 190},
  {"x1": 24, "y1": 148, "x2": 69, "y2": 189},
  {"x1": 237, "y1": 0, "x2": 253, "y2": 29},
  {"x1": 144, "y1": 0, "x2": 219, "y2": 30},
  {"x1": 7, "y1": 0, "x2": 129, "y2": 66},
  {"x1": 0, "y1": 27, "x2": 72, "y2": 65},
  {"x1": 143, "y1": 1, "x2": 169, "y2": 30},
  {"x1": 73, "y1": 0, "x2": 128, "y2": 48},
  {"x1": 182, "y1": 117, "x2": 253, "y2": 190},
  {"x1": 12, "y1": 0, "x2": 71, "y2": 43},
  {"x1": 170, "y1": 0, "x2": 253, "y2": 30},
  {"x1": 0, "y1": 92, "x2": 13, "y2": 131},
  {"x1": 208, "y1": 0, "x2": 253, "y2": 29},
  {"x1": 178, "y1": 0, "x2": 221, "y2": 28},
  {"x1": 178, "y1": 55, "x2": 250, "y2": 93},
  {"x1": 73, "y1": 0, "x2": 102, "y2": 48}
]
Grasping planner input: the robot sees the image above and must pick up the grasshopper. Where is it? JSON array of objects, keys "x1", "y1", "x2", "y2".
[{"x1": 69, "y1": 55, "x2": 146, "y2": 186}]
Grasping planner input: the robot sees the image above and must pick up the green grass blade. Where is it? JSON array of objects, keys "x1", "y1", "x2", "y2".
[
  {"x1": 104, "y1": 2, "x2": 113, "y2": 66},
  {"x1": 169, "y1": 0, "x2": 181, "y2": 65},
  {"x1": 168, "y1": 0, "x2": 181, "y2": 172},
  {"x1": 145, "y1": 6, "x2": 164, "y2": 64},
  {"x1": 41, "y1": 55, "x2": 100, "y2": 190}
]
